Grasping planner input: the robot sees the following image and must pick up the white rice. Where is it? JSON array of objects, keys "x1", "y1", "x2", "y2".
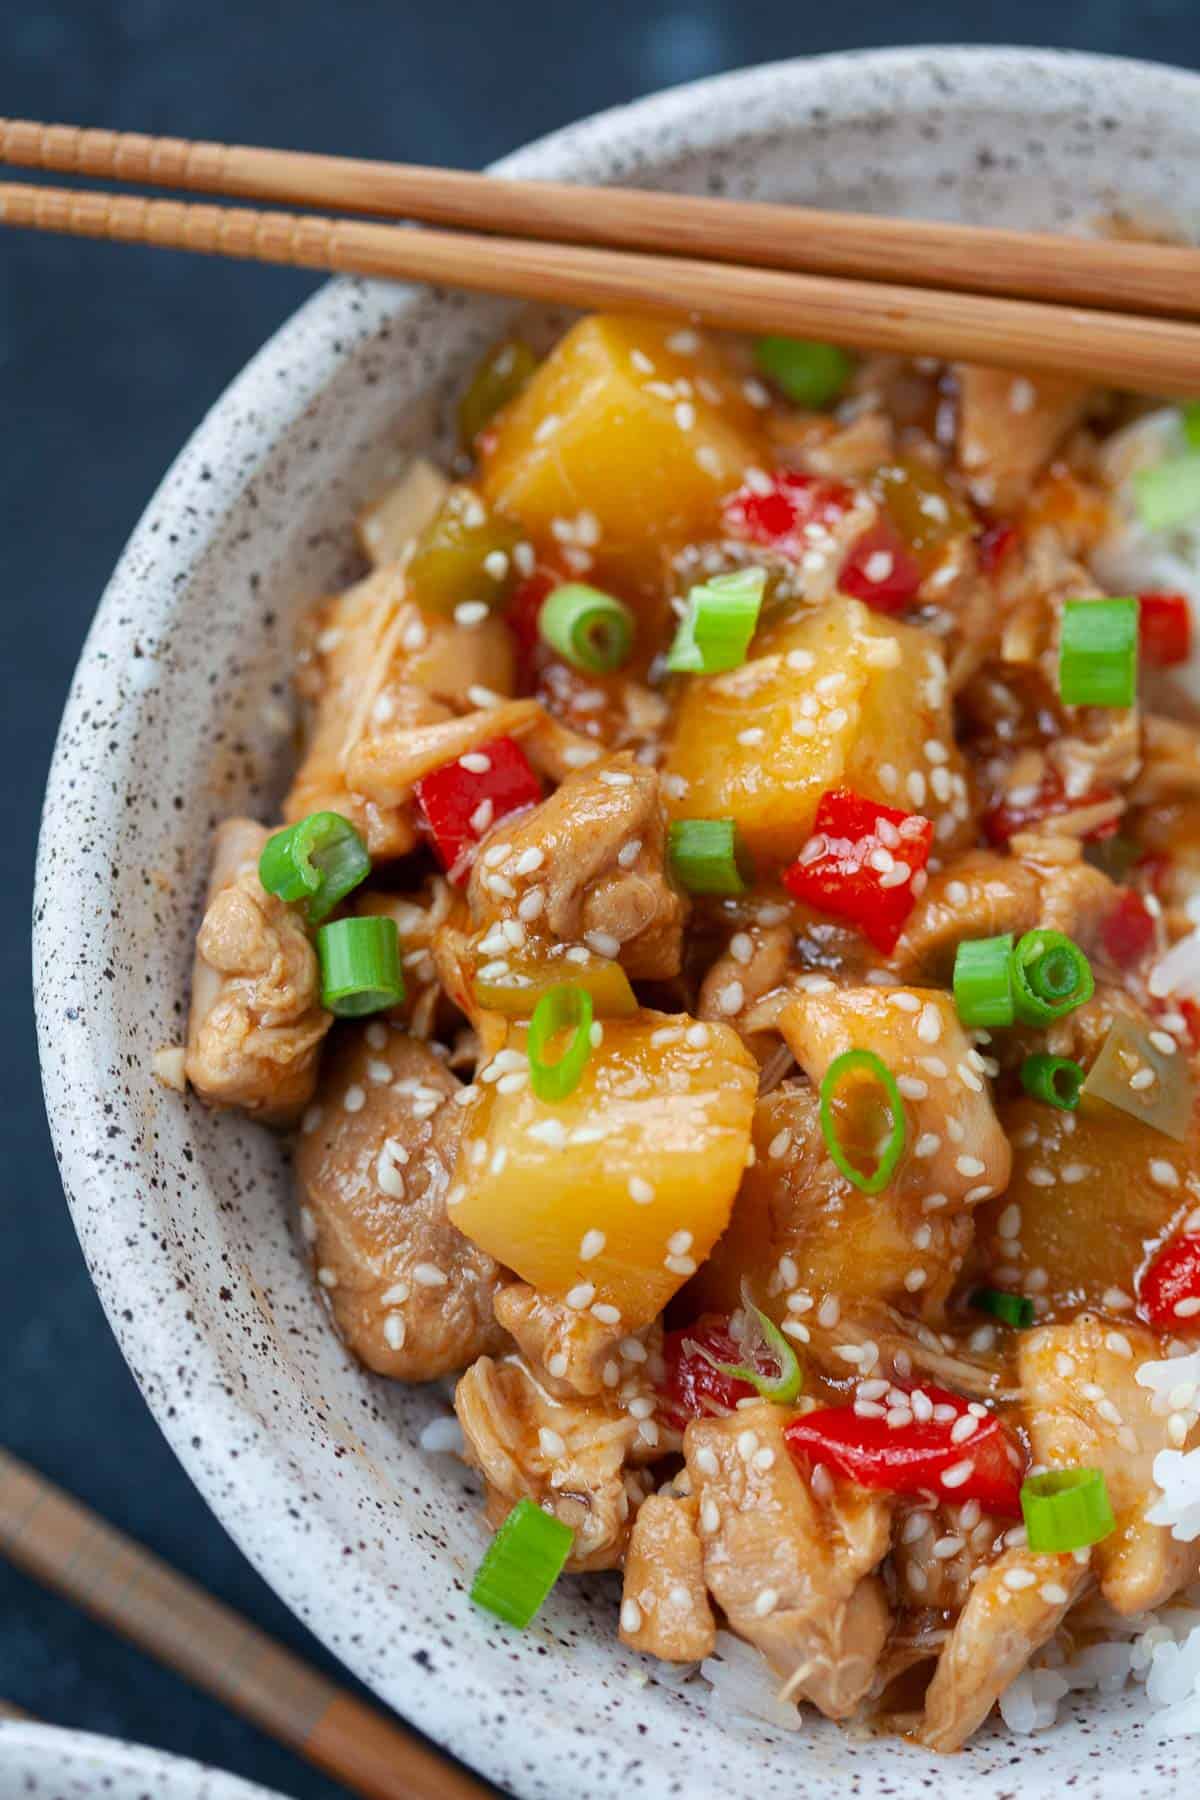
[
  {"x1": 1148, "y1": 1450, "x2": 1200, "y2": 1541},
  {"x1": 417, "y1": 1414, "x2": 465, "y2": 1455},
  {"x1": 697, "y1": 1632, "x2": 805, "y2": 1732}
]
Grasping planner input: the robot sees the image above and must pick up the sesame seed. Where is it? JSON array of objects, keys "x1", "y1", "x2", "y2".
[
  {"x1": 1151, "y1": 1160, "x2": 1180, "y2": 1188},
  {"x1": 897, "y1": 1075, "x2": 929, "y2": 1101},
  {"x1": 933, "y1": 1534, "x2": 965, "y2": 1559},
  {"x1": 753, "y1": 1587, "x2": 779, "y2": 1617},
  {"x1": 769, "y1": 1129, "x2": 793, "y2": 1161},
  {"x1": 940, "y1": 1459, "x2": 975, "y2": 1489},
  {"x1": 665, "y1": 1255, "x2": 698, "y2": 1277},
  {"x1": 413, "y1": 1263, "x2": 448, "y2": 1287},
  {"x1": 565, "y1": 1283, "x2": 596, "y2": 1309},
  {"x1": 343, "y1": 1085, "x2": 366, "y2": 1113},
  {"x1": 629, "y1": 1176, "x2": 655, "y2": 1205},
  {"x1": 539, "y1": 1427, "x2": 567, "y2": 1459},
  {"x1": 916, "y1": 1003, "x2": 943, "y2": 1044},
  {"x1": 517, "y1": 886, "x2": 545, "y2": 921},
  {"x1": 1130, "y1": 1068, "x2": 1156, "y2": 1092},
  {"x1": 914, "y1": 1132, "x2": 941, "y2": 1158},
  {"x1": 667, "y1": 1230, "x2": 694, "y2": 1256},
  {"x1": 694, "y1": 1446, "x2": 719, "y2": 1477},
  {"x1": 383, "y1": 1313, "x2": 406, "y2": 1350},
  {"x1": 1039, "y1": 1581, "x2": 1069, "y2": 1604},
  {"x1": 1175, "y1": 1297, "x2": 1200, "y2": 1318},
  {"x1": 700, "y1": 1497, "x2": 721, "y2": 1533},
  {"x1": 547, "y1": 1352, "x2": 568, "y2": 1378},
  {"x1": 602, "y1": 1360, "x2": 620, "y2": 1387},
  {"x1": 956, "y1": 1155, "x2": 986, "y2": 1178},
  {"x1": 301, "y1": 1105, "x2": 323, "y2": 1136},
  {"x1": 889, "y1": 991, "x2": 921, "y2": 1013},
  {"x1": 580, "y1": 1229, "x2": 606, "y2": 1261},
  {"x1": 584, "y1": 929, "x2": 622, "y2": 959},
  {"x1": 1003, "y1": 1567, "x2": 1037, "y2": 1590},
  {"x1": 316, "y1": 1266, "x2": 338, "y2": 1289},
  {"x1": 592, "y1": 1302, "x2": 621, "y2": 1325},
  {"x1": 717, "y1": 980, "x2": 744, "y2": 1014}
]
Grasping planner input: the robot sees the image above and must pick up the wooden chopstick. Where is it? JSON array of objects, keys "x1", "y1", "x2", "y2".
[
  {"x1": 3, "y1": 114, "x2": 1200, "y2": 321},
  {"x1": 0, "y1": 1699, "x2": 32, "y2": 1721},
  {"x1": 0, "y1": 1450, "x2": 491, "y2": 1800},
  {"x1": 5, "y1": 178, "x2": 1200, "y2": 394}
]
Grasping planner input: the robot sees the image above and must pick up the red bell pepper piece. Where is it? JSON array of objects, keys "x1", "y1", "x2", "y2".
[
  {"x1": 838, "y1": 519, "x2": 922, "y2": 614},
  {"x1": 784, "y1": 1385, "x2": 1025, "y2": 1515},
  {"x1": 413, "y1": 735, "x2": 542, "y2": 882},
  {"x1": 1140, "y1": 1234, "x2": 1200, "y2": 1331},
  {"x1": 657, "y1": 1316, "x2": 759, "y2": 1431},
  {"x1": 1101, "y1": 889, "x2": 1157, "y2": 968},
  {"x1": 723, "y1": 469, "x2": 855, "y2": 556},
  {"x1": 977, "y1": 519, "x2": 1019, "y2": 575},
  {"x1": 983, "y1": 774, "x2": 1118, "y2": 847},
  {"x1": 1138, "y1": 592, "x2": 1192, "y2": 669},
  {"x1": 782, "y1": 788, "x2": 933, "y2": 954}
]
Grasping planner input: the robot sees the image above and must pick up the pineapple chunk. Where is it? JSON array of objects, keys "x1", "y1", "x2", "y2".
[
  {"x1": 480, "y1": 315, "x2": 765, "y2": 591},
  {"x1": 664, "y1": 598, "x2": 967, "y2": 867},
  {"x1": 448, "y1": 1012, "x2": 757, "y2": 1329}
]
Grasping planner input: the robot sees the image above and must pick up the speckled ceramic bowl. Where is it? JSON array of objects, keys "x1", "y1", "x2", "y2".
[
  {"x1": 34, "y1": 47, "x2": 1200, "y2": 1800},
  {"x1": 0, "y1": 1721, "x2": 284, "y2": 1800}
]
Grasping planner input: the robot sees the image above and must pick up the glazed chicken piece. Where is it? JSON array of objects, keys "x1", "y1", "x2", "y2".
[
  {"x1": 618, "y1": 1492, "x2": 716, "y2": 1662},
  {"x1": 697, "y1": 922, "x2": 794, "y2": 1039},
  {"x1": 493, "y1": 1282, "x2": 635, "y2": 1400},
  {"x1": 455, "y1": 1354, "x2": 654, "y2": 1570},
  {"x1": 287, "y1": 564, "x2": 517, "y2": 855},
  {"x1": 684, "y1": 1405, "x2": 892, "y2": 1719},
  {"x1": 466, "y1": 752, "x2": 686, "y2": 979},
  {"x1": 185, "y1": 818, "x2": 331, "y2": 1122},
  {"x1": 294, "y1": 1028, "x2": 506, "y2": 1380},
  {"x1": 693, "y1": 988, "x2": 1011, "y2": 1350},
  {"x1": 891, "y1": 1500, "x2": 1009, "y2": 1615},
  {"x1": 1020, "y1": 1315, "x2": 1200, "y2": 1614},
  {"x1": 891, "y1": 851, "x2": 1041, "y2": 984},
  {"x1": 954, "y1": 364, "x2": 1091, "y2": 512},
  {"x1": 919, "y1": 1543, "x2": 1091, "y2": 1751},
  {"x1": 781, "y1": 985, "x2": 1012, "y2": 1216}
]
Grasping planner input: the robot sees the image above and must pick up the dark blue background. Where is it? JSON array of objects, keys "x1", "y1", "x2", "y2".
[{"x1": 4, "y1": 5, "x2": 1200, "y2": 1795}]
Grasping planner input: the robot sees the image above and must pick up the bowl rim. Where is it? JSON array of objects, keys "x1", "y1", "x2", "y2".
[
  {"x1": 0, "y1": 1719, "x2": 285, "y2": 1799},
  {"x1": 34, "y1": 44, "x2": 1200, "y2": 1798}
]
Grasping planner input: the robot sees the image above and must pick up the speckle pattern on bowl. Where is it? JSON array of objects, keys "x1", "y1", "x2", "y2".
[
  {"x1": 33, "y1": 48, "x2": 1200, "y2": 1800},
  {"x1": 0, "y1": 1722, "x2": 285, "y2": 1800}
]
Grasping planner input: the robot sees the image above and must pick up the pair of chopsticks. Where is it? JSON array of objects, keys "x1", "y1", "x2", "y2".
[
  {"x1": 0, "y1": 1449, "x2": 491, "y2": 1800},
  {"x1": 3, "y1": 116, "x2": 1200, "y2": 392}
]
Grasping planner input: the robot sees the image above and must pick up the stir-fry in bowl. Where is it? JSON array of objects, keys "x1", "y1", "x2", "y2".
[{"x1": 170, "y1": 304, "x2": 1200, "y2": 1751}]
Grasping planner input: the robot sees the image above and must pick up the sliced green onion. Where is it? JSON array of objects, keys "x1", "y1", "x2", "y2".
[
  {"x1": 1134, "y1": 451, "x2": 1200, "y2": 530},
  {"x1": 1059, "y1": 598, "x2": 1138, "y2": 709},
  {"x1": 538, "y1": 583, "x2": 634, "y2": 674},
  {"x1": 1020, "y1": 1053, "x2": 1084, "y2": 1111},
  {"x1": 667, "y1": 818, "x2": 753, "y2": 895},
  {"x1": 469, "y1": 1498, "x2": 574, "y2": 1628},
  {"x1": 953, "y1": 934, "x2": 1014, "y2": 1028},
  {"x1": 971, "y1": 1288, "x2": 1035, "y2": 1329},
  {"x1": 666, "y1": 567, "x2": 766, "y2": 675},
  {"x1": 693, "y1": 1287, "x2": 803, "y2": 1404},
  {"x1": 1010, "y1": 929, "x2": 1094, "y2": 1025},
  {"x1": 819, "y1": 1048, "x2": 907, "y2": 1195},
  {"x1": 1021, "y1": 1468, "x2": 1116, "y2": 1553},
  {"x1": 1183, "y1": 403, "x2": 1200, "y2": 452},
  {"x1": 753, "y1": 336, "x2": 852, "y2": 409},
  {"x1": 259, "y1": 812, "x2": 371, "y2": 923},
  {"x1": 527, "y1": 984, "x2": 594, "y2": 1103},
  {"x1": 316, "y1": 916, "x2": 405, "y2": 1016}
]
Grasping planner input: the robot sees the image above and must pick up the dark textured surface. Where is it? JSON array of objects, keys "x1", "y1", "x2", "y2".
[{"x1": 5, "y1": 7, "x2": 1200, "y2": 1799}]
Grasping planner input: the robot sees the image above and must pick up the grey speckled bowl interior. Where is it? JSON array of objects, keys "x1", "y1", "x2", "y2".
[
  {"x1": 0, "y1": 1722, "x2": 284, "y2": 1800},
  {"x1": 34, "y1": 47, "x2": 1200, "y2": 1800}
]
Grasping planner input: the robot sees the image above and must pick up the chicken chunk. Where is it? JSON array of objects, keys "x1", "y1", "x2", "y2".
[
  {"x1": 294, "y1": 1028, "x2": 506, "y2": 1380},
  {"x1": 287, "y1": 565, "x2": 516, "y2": 855},
  {"x1": 454, "y1": 1354, "x2": 653, "y2": 1571},
  {"x1": 493, "y1": 1282, "x2": 629, "y2": 1399},
  {"x1": 1019, "y1": 1315, "x2": 1200, "y2": 1614},
  {"x1": 684, "y1": 1405, "x2": 892, "y2": 1719},
  {"x1": 779, "y1": 986, "x2": 1012, "y2": 1218},
  {"x1": 691, "y1": 1084, "x2": 976, "y2": 1333},
  {"x1": 467, "y1": 752, "x2": 685, "y2": 979},
  {"x1": 185, "y1": 819, "x2": 330, "y2": 1123},
  {"x1": 892, "y1": 852, "x2": 1040, "y2": 984},
  {"x1": 619, "y1": 1493, "x2": 716, "y2": 1662},
  {"x1": 955, "y1": 365, "x2": 1090, "y2": 511},
  {"x1": 891, "y1": 1501, "x2": 1009, "y2": 1615},
  {"x1": 697, "y1": 922, "x2": 794, "y2": 1040},
  {"x1": 919, "y1": 1544, "x2": 1090, "y2": 1751}
]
